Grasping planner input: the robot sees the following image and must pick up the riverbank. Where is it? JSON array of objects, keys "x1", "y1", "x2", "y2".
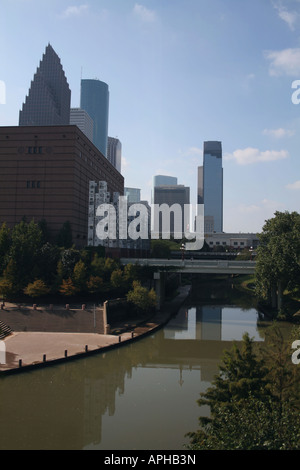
[{"x1": 0, "y1": 285, "x2": 191, "y2": 375}]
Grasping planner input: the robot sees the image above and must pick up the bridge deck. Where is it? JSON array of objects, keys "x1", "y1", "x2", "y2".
[{"x1": 120, "y1": 258, "x2": 256, "y2": 275}]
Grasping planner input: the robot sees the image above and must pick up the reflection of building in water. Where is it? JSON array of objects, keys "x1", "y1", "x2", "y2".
[{"x1": 196, "y1": 306, "x2": 222, "y2": 340}]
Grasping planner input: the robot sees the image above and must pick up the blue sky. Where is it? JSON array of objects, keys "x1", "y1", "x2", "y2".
[{"x1": 1, "y1": 0, "x2": 300, "y2": 233}]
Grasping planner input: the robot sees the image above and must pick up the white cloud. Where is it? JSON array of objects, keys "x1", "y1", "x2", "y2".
[
  {"x1": 225, "y1": 147, "x2": 289, "y2": 165},
  {"x1": 60, "y1": 5, "x2": 89, "y2": 19},
  {"x1": 225, "y1": 199, "x2": 285, "y2": 233},
  {"x1": 263, "y1": 128, "x2": 295, "y2": 138},
  {"x1": 133, "y1": 4, "x2": 157, "y2": 23},
  {"x1": 264, "y1": 48, "x2": 300, "y2": 76},
  {"x1": 272, "y1": 1, "x2": 299, "y2": 30},
  {"x1": 286, "y1": 180, "x2": 300, "y2": 190}
]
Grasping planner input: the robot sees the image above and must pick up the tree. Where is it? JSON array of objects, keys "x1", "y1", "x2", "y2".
[
  {"x1": 24, "y1": 279, "x2": 50, "y2": 298},
  {"x1": 187, "y1": 396, "x2": 300, "y2": 450},
  {"x1": 56, "y1": 221, "x2": 73, "y2": 248},
  {"x1": 72, "y1": 259, "x2": 88, "y2": 293},
  {"x1": 59, "y1": 278, "x2": 78, "y2": 296},
  {"x1": 126, "y1": 280, "x2": 157, "y2": 313},
  {"x1": 0, "y1": 222, "x2": 11, "y2": 274},
  {"x1": 8, "y1": 220, "x2": 43, "y2": 288},
  {"x1": 110, "y1": 269, "x2": 124, "y2": 289},
  {"x1": 255, "y1": 211, "x2": 300, "y2": 311},
  {"x1": 86, "y1": 275, "x2": 103, "y2": 294},
  {"x1": 186, "y1": 329, "x2": 300, "y2": 450},
  {"x1": 196, "y1": 333, "x2": 271, "y2": 427}
]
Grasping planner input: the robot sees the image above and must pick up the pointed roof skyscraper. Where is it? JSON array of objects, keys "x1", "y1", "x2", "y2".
[{"x1": 19, "y1": 44, "x2": 71, "y2": 126}]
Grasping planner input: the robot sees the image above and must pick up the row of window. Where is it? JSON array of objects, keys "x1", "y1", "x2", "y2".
[
  {"x1": 27, "y1": 146, "x2": 43, "y2": 154},
  {"x1": 209, "y1": 241, "x2": 245, "y2": 246},
  {"x1": 26, "y1": 181, "x2": 41, "y2": 188}
]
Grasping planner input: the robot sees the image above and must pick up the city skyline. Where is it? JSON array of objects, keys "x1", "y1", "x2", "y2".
[{"x1": 1, "y1": 0, "x2": 300, "y2": 233}]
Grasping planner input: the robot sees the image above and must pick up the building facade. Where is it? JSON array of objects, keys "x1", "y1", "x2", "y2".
[
  {"x1": 153, "y1": 184, "x2": 190, "y2": 239},
  {"x1": 19, "y1": 44, "x2": 71, "y2": 127},
  {"x1": 70, "y1": 108, "x2": 93, "y2": 142},
  {"x1": 0, "y1": 126, "x2": 124, "y2": 247},
  {"x1": 198, "y1": 141, "x2": 223, "y2": 233},
  {"x1": 107, "y1": 137, "x2": 121, "y2": 173},
  {"x1": 88, "y1": 181, "x2": 150, "y2": 256},
  {"x1": 80, "y1": 79, "x2": 109, "y2": 157}
]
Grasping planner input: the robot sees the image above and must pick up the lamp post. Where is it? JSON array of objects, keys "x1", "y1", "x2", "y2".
[{"x1": 180, "y1": 243, "x2": 185, "y2": 261}]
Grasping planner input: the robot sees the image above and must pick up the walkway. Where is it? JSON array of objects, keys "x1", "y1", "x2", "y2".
[{"x1": 0, "y1": 286, "x2": 191, "y2": 374}]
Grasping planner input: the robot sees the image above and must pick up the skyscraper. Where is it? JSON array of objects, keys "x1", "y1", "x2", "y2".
[
  {"x1": 19, "y1": 44, "x2": 71, "y2": 126},
  {"x1": 198, "y1": 141, "x2": 223, "y2": 233},
  {"x1": 153, "y1": 184, "x2": 190, "y2": 238},
  {"x1": 107, "y1": 137, "x2": 122, "y2": 172},
  {"x1": 80, "y1": 79, "x2": 109, "y2": 157},
  {"x1": 70, "y1": 108, "x2": 93, "y2": 142}
]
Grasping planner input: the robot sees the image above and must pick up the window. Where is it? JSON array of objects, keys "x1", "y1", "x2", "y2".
[
  {"x1": 27, "y1": 146, "x2": 43, "y2": 154},
  {"x1": 26, "y1": 181, "x2": 41, "y2": 189}
]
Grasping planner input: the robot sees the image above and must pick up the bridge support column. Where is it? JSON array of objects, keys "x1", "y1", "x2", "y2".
[{"x1": 154, "y1": 271, "x2": 165, "y2": 311}]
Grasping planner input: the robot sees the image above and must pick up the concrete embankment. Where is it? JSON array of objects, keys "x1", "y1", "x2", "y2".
[{"x1": 0, "y1": 285, "x2": 191, "y2": 375}]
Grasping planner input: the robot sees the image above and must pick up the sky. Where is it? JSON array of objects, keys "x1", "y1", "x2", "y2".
[{"x1": 1, "y1": 0, "x2": 300, "y2": 234}]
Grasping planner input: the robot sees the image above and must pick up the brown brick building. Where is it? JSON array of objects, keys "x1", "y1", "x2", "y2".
[{"x1": 0, "y1": 125, "x2": 124, "y2": 247}]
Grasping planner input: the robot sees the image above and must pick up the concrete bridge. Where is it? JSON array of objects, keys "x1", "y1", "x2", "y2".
[
  {"x1": 120, "y1": 258, "x2": 256, "y2": 275},
  {"x1": 121, "y1": 258, "x2": 256, "y2": 309}
]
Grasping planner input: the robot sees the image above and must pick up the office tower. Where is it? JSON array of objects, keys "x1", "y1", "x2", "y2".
[
  {"x1": 124, "y1": 187, "x2": 141, "y2": 203},
  {"x1": 153, "y1": 175, "x2": 178, "y2": 187},
  {"x1": 80, "y1": 79, "x2": 109, "y2": 157},
  {"x1": 152, "y1": 175, "x2": 178, "y2": 203},
  {"x1": 107, "y1": 137, "x2": 122, "y2": 173},
  {"x1": 19, "y1": 44, "x2": 71, "y2": 126},
  {"x1": 198, "y1": 141, "x2": 223, "y2": 233},
  {"x1": 70, "y1": 108, "x2": 93, "y2": 142},
  {"x1": 0, "y1": 126, "x2": 124, "y2": 247},
  {"x1": 153, "y1": 184, "x2": 190, "y2": 238}
]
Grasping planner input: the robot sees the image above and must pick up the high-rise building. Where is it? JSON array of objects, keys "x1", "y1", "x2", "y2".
[
  {"x1": 153, "y1": 175, "x2": 178, "y2": 187},
  {"x1": 124, "y1": 187, "x2": 141, "y2": 203},
  {"x1": 80, "y1": 79, "x2": 109, "y2": 157},
  {"x1": 198, "y1": 141, "x2": 223, "y2": 233},
  {"x1": 107, "y1": 137, "x2": 121, "y2": 173},
  {"x1": 153, "y1": 184, "x2": 190, "y2": 239},
  {"x1": 19, "y1": 44, "x2": 71, "y2": 126},
  {"x1": 152, "y1": 175, "x2": 178, "y2": 204},
  {"x1": 70, "y1": 108, "x2": 93, "y2": 142}
]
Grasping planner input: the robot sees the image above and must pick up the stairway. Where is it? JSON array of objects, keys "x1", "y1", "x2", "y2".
[{"x1": 0, "y1": 320, "x2": 12, "y2": 340}]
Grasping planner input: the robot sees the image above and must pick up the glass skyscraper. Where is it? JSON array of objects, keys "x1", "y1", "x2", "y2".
[
  {"x1": 80, "y1": 79, "x2": 109, "y2": 157},
  {"x1": 19, "y1": 44, "x2": 71, "y2": 126},
  {"x1": 198, "y1": 141, "x2": 223, "y2": 233}
]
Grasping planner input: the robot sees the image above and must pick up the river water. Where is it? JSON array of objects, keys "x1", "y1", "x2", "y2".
[{"x1": 0, "y1": 283, "x2": 271, "y2": 450}]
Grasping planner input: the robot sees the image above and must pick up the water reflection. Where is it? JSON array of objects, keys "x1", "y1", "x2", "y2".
[{"x1": 0, "y1": 302, "x2": 266, "y2": 450}]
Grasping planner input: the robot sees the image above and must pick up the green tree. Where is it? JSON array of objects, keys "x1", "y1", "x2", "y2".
[
  {"x1": 56, "y1": 221, "x2": 73, "y2": 248},
  {"x1": 72, "y1": 259, "x2": 88, "y2": 293},
  {"x1": 86, "y1": 275, "x2": 103, "y2": 294},
  {"x1": 7, "y1": 220, "x2": 43, "y2": 289},
  {"x1": 255, "y1": 211, "x2": 300, "y2": 311},
  {"x1": 196, "y1": 333, "x2": 271, "y2": 427},
  {"x1": 24, "y1": 279, "x2": 50, "y2": 298},
  {"x1": 126, "y1": 280, "x2": 157, "y2": 313},
  {"x1": 187, "y1": 396, "x2": 300, "y2": 450},
  {"x1": 0, "y1": 222, "x2": 11, "y2": 274},
  {"x1": 186, "y1": 329, "x2": 300, "y2": 450},
  {"x1": 110, "y1": 269, "x2": 124, "y2": 289}
]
